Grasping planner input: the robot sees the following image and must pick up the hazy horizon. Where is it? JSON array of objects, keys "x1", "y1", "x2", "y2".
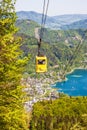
[
  {"x1": 16, "y1": 10, "x2": 87, "y2": 17},
  {"x1": 15, "y1": 0, "x2": 87, "y2": 16}
]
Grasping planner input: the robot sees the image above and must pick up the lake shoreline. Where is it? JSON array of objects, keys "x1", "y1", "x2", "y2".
[
  {"x1": 58, "y1": 67, "x2": 87, "y2": 83},
  {"x1": 53, "y1": 67, "x2": 87, "y2": 96}
]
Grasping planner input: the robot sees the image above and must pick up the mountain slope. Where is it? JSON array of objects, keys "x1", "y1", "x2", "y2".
[
  {"x1": 16, "y1": 19, "x2": 82, "y2": 43},
  {"x1": 16, "y1": 19, "x2": 40, "y2": 37},
  {"x1": 16, "y1": 19, "x2": 87, "y2": 75}
]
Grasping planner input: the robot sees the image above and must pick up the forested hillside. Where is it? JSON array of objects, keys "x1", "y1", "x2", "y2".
[{"x1": 16, "y1": 19, "x2": 87, "y2": 77}]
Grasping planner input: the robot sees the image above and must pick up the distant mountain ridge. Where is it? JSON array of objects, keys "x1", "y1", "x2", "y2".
[
  {"x1": 17, "y1": 11, "x2": 87, "y2": 30},
  {"x1": 61, "y1": 19, "x2": 87, "y2": 30}
]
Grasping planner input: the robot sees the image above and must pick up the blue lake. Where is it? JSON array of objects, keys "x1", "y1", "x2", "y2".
[{"x1": 52, "y1": 69, "x2": 87, "y2": 96}]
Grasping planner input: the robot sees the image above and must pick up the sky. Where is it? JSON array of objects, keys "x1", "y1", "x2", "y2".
[{"x1": 15, "y1": 0, "x2": 87, "y2": 16}]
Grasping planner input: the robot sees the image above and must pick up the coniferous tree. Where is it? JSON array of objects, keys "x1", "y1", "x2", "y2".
[{"x1": 0, "y1": 0, "x2": 28, "y2": 129}]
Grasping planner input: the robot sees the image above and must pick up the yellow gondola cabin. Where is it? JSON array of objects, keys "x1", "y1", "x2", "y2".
[{"x1": 36, "y1": 55, "x2": 47, "y2": 73}]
